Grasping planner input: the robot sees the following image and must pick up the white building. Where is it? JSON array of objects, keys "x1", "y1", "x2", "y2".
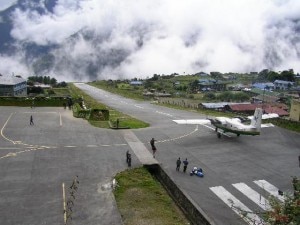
[
  {"x1": 274, "y1": 80, "x2": 294, "y2": 90},
  {"x1": 0, "y1": 74, "x2": 27, "y2": 96}
]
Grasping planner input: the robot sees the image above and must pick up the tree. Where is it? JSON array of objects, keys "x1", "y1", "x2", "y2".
[
  {"x1": 267, "y1": 71, "x2": 280, "y2": 82},
  {"x1": 280, "y1": 70, "x2": 295, "y2": 82},
  {"x1": 263, "y1": 177, "x2": 300, "y2": 224},
  {"x1": 232, "y1": 177, "x2": 300, "y2": 225},
  {"x1": 150, "y1": 74, "x2": 159, "y2": 81},
  {"x1": 258, "y1": 69, "x2": 269, "y2": 79},
  {"x1": 232, "y1": 92, "x2": 250, "y2": 102},
  {"x1": 204, "y1": 92, "x2": 216, "y2": 100},
  {"x1": 56, "y1": 81, "x2": 67, "y2": 88},
  {"x1": 189, "y1": 80, "x2": 199, "y2": 93},
  {"x1": 218, "y1": 91, "x2": 233, "y2": 101},
  {"x1": 50, "y1": 78, "x2": 57, "y2": 86}
]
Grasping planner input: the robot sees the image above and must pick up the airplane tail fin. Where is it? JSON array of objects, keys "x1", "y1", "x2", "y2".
[{"x1": 250, "y1": 108, "x2": 263, "y2": 130}]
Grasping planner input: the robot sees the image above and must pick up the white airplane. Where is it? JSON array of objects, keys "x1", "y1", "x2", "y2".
[{"x1": 173, "y1": 108, "x2": 278, "y2": 138}]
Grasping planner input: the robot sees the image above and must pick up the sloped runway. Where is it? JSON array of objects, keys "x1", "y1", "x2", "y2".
[{"x1": 75, "y1": 83, "x2": 300, "y2": 225}]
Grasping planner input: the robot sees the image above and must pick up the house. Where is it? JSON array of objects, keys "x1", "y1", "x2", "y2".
[
  {"x1": 130, "y1": 81, "x2": 143, "y2": 86},
  {"x1": 198, "y1": 79, "x2": 227, "y2": 91},
  {"x1": 251, "y1": 82, "x2": 274, "y2": 90},
  {"x1": 274, "y1": 80, "x2": 294, "y2": 90},
  {"x1": 0, "y1": 74, "x2": 27, "y2": 96}
]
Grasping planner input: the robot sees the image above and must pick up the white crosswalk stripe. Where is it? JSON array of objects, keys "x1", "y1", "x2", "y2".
[
  {"x1": 210, "y1": 180, "x2": 284, "y2": 225},
  {"x1": 232, "y1": 182, "x2": 271, "y2": 210},
  {"x1": 253, "y1": 180, "x2": 284, "y2": 202},
  {"x1": 210, "y1": 186, "x2": 263, "y2": 225}
]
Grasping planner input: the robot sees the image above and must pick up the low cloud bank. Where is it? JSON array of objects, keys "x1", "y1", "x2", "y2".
[{"x1": 0, "y1": 0, "x2": 300, "y2": 81}]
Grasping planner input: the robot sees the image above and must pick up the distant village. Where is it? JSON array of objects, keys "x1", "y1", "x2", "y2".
[{"x1": 0, "y1": 70, "x2": 300, "y2": 122}]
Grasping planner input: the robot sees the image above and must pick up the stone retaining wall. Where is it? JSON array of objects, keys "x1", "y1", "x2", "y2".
[{"x1": 145, "y1": 164, "x2": 215, "y2": 225}]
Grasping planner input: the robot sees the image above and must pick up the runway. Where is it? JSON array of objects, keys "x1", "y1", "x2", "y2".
[{"x1": 75, "y1": 83, "x2": 300, "y2": 225}]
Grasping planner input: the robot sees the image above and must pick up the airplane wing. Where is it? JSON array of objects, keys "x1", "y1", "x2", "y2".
[
  {"x1": 173, "y1": 119, "x2": 211, "y2": 125},
  {"x1": 248, "y1": 113, "x2": 279, "y2": 120},
  {"x1": 261, "y1": 123, "x2": 275, "y2": 128}
]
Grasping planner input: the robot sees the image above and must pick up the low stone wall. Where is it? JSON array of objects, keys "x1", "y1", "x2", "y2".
[
  {"x1": 158, "y1": 97, "x2": 200, "y2": 109},
  {"x1": 145, "y1": 164, "x2": 215, "y2": 225}
]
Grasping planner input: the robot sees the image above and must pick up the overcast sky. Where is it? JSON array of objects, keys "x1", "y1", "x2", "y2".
[{"x1": 1, "y1": 0, "x2": 300, "y2": 81}]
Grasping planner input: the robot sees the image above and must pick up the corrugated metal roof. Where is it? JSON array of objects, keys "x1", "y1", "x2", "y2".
[
  {"x1": 201, "y1": 102, "x2": 251, "y2": 109},
  {"x1": 201, "y1": 102, "x2": 230, "y2": 108},
  {"x1": 0, "y1": 75, "x2": 26, "y2": 85},
  {"x1": 228, "y1": 104, "x2": 289, "y2": 116},
  {"x1": 264, "y1": 107, "x2": 289, "y2": 116},
  {"x1": 229, "y1": 104, "x2": 260, "y2": 111}
]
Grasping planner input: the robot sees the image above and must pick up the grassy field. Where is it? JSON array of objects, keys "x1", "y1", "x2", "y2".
[
  {"x1": 89, "y1": 81, "x2": 146, "y2": 101},
  {"x1": 51, "y1": 87, "x2": 71, "y2": 96},
  {"x1": 114, "y1": 167, "x2": 190, "y2": 225}
]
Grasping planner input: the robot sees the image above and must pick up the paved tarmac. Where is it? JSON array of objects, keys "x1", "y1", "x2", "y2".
[
  {"x1": 75, "y1": 83, "x2": 300, "y2": 225},
  {"x1": 0, "y1": 107, "x2": 132, "y2": 225},
  {"x1": 0, "y1": 84, "x2": 299, "y2": 225}
]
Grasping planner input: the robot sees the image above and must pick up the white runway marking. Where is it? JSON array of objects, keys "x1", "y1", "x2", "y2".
[
  {"x1": 253, "y1": 180, "x2": 284, "y2": 202},
  {"x1": 232, "y1": 182, "x2": 271, "y2": 210},
  {"x1": 210, "y1": 186, "x2": 263, "y2": 225},
  {"x1": 114, "y1": 144, "x2": 127, "y2": 146},
  {"x1": 210, "y1": 180, "x2": 287, "y2": 224},
  {"x1": 134, "y1": 105, "x2": 144, "y2": 109},
  {"x1": 1, "y1": 113, "x2": 15, "y2": 144},
  {"x1": 155, "y1": 111, "x2": 174, "y2": 117}
]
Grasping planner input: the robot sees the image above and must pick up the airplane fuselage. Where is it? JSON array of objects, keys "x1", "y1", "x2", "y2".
[{"x1": 211, "y1": 119, "x2": 260, "y2": 136}]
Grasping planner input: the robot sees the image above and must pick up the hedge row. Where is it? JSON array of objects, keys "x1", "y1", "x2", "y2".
[
  {"x1": 72, "y1": 103, "x2": 109, "y2": 121},
  {"x1": 267, "y1": 118, "x2": 300, "y2": 133},
  {"x1": 0, "y1": 96, "x2": 67, "y2": 107}
]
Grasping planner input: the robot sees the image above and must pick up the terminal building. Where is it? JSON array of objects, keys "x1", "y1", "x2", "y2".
[{"x1": 0, "y1": 74, "x2": 27, "y2": 96}]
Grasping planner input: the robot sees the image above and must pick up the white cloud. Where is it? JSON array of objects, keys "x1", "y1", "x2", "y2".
[
  {"x1": 0, "y1": 54, "x2": 31, "y2": 76},
  {"x1": 0, "y1": 0, "x2": 16, "y2": 11},
  {"x1": 3, "y1": 0, "x2": 300, "y2": 80}
]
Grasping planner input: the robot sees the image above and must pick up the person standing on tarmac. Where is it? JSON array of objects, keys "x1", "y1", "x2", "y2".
[
  {"x1": 176, "y1": 157, "x2": 181, "y2": 171},
  {"x1": 183, "y1": 158, "x2": 189, "y2": 173},
  {"x1": 150, "y1": 138, "x2": 157, "y2": 158},
  {"x1": 30, "y1": 115, "x2": 34, "y2": 125}
]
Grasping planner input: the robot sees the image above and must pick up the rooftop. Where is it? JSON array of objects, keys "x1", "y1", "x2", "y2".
[{"x1": 0, "y1": 75, "x2": 26, "y2": 85}]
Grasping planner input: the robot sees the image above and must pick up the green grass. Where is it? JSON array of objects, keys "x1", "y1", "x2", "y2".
[
  {"x1": 114, "y1": 167, "x2": 190, "y2": 225},
  {"x1": 69, "y1": 83, "x2": 149, "y2": 129},
  {"x1": 156, "y1": 102, "x2": 237, "y2": 118},
  {"x1": 266, "y1": 118, "x2": 300, "y2": 133},
  {"x1": 89, "y1": 81, "x2": 146, "y2": 101},
  {"x1": 51, "y1": 88, "x2": 71, "y2": 96}
]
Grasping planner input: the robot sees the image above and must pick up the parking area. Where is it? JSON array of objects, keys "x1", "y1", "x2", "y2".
[{"x1": 0, "y1": 107, "x2": 130, "y2": 225}]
